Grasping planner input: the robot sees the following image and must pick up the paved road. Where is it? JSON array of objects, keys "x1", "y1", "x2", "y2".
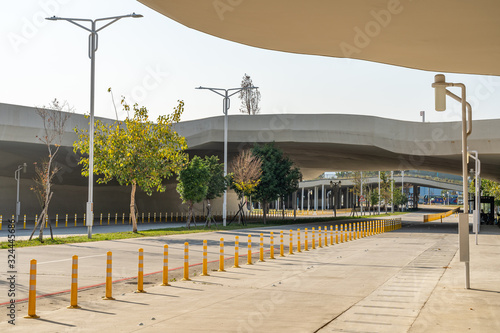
[
  {"x1": 1, "y1": 211, "x2": 498, "y2": 332},
  {"x1": 0, "y1": 216, "x2": 402, "y2": 303}
]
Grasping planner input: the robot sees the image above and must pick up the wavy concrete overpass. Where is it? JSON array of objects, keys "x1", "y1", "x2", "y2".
[{"x1": 0, "y1": 103, "x2": 499, "y2": 215}]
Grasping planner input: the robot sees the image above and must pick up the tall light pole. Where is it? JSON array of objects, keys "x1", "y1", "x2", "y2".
[
  {"x1": 432, "y1": 73, "x2": 472, "y2": 289},
  {"x1": 468, "y1": 150, "x2": 481, "y2": 245},
  {"x1": 46, "y1": 13, "x2": 143, "y2": 238},
  {"x1": 196, "y1": 86, "x2": 258, "y2": 226},
  {"x1": 401, "y1": 170, "x2": 405, "y2": 212},
  {"x1": 391, "y1": 171, "x2": 394, "y2": 213},
  {"x1": 378, "y1": 171, "x2": 381, "y2": 214},
  {"x1": 14, "y1": 163, "x2": 27, "y2": 224}
]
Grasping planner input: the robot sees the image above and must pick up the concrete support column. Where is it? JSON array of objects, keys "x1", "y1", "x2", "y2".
[
  {"x1": 321, "y1": 184, "x2": 325, "y2": 211},
  {"x1": 301, "y1": 188, "x2": 304, "y2": 211},
  {"x1": 314, "y1": 186, "x2": 318, "y2": 211},
  {"x1": 413, "y1": 185, "x2": 419, "y2": 209}
]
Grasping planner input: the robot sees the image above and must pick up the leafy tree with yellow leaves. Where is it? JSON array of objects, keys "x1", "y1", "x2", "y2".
[
  {"x1": 73, "y1": 100, "x2": 188, "y2": 233},
  {"x1": 230, "y1": 149, "x2": 262, "y2": 224}
]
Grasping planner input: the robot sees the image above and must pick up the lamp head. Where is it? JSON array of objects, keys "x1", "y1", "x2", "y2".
[
  {"x1": 432, "y1": 74, "x2": 447, "y2": 111},
  {"x1": 45, "y1": 16, "x2": 59, "y2": 21},
  {"x1": 131, "y1": 12, "x2": 143, "y2": 18},
  {"x1": 23, "y1": 162, "x2": 27, "y2": 173}
]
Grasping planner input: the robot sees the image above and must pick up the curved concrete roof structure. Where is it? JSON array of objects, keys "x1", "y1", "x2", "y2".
[
  {"x1": 138, "y1": 0, "x2": 500, "y2": 75},
  {"x1": 2, "y1": 103, "x2": 499, "y2": 183},
  {"x1": 176, "y1": 113, "x2": 500, "y2": 181}
]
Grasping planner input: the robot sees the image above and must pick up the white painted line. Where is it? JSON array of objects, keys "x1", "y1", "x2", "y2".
[{"x1": 38, "y1": 254, "x2": 106, "y2": 265}]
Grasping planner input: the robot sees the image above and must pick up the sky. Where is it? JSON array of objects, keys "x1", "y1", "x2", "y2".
[{"x1": 2, "y1": 0, "x2": 500, "y2": 123}]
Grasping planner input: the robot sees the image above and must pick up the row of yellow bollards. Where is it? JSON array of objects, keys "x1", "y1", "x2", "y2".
[
  {"x1": 23, "y1": 219, "x2": 401, "y2": 318},
  {"x1": 0, "y1": 210, "x2": 297, "y2": 230}
]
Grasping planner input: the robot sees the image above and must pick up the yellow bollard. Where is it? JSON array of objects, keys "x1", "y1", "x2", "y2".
[
  {"x1": 0, "y1": 215, "x2": 2, "y2": 231},
  {"x1": 74, "y1": 213, "x2": 77, "y2": 227},
  {"x1": 335, "y1": 225, "x2": 339, "y2": 244},
  {"x1": 24, "y1": 259, "x2": 40, "y2": 318},
  {"x1": 312, "y1": 227, "x2": 316, "y2": 249},
  {"x1": 305, "y1": 228, "x2": 309, "y2": 251},
  {"x1": 55, "y1": 214, "x2": 58, "y2": 228},
  {"x1": 67, "y1": 255, "x2": 81, "y2": 309},
  {"x1": 24, "y1": 214, "x2": 27, "y2": 229},
  {"x1": 159, "y1": 212, "x2": 162, "y2": 222},
  {"x1": 122, "y1": 213, "x2": 125, "y2": 225},
  {"x1": 259, "y1": 234, "x2": 265, "y2": 262},
  {"x1": 280, "y1": 231, "x2": 285, "y2": 257},
  {"x1": 247, "y1": 235, "x2": 253, "y2": 264},
  {"x1": 325, "y1": 226, "x2": 328, "y2": 246},
  {"x1": 64, "y1": 214, "x2": 68, "y2": 227},
  {"x1": 340, "y1": 225, "x2": 344, "y2": 243},
  {"x1": 45, "y1": 215, "x2": 48, "y2": 228},
  {"x1": 148, "y1": 212, "x2": 151, "y2": 223},
  {"x1": 83, "y1": 213, "x2": 85, "y2": 226},
  {"x1": 136, "y1": 248, "x2": 146, "y2": 293},
  {"x1": 171, "y1": 212, "x2": 173, "y2": 222},
  {"x1": 182, "y1": 242, "x2": 191, "y2": 281},
  {"x1": 297, "y1": 229, "x2": 302, "y2": 252},
  {"x1": 201, "y1": 240, "x2": 210, "y2": 276},
  {"x1": 103, "y1": 252, "x2": 115, "y2": 300},
  {"x1": 233, "y1": 236, "x2": 240, "y2": 268},
  {"x1": 318, "y1": 227, "x2": 323, "y2": 248},
  {"x1": 219, "y1": 238, "x2": 226, "y2": 271},
  {"x1": 289, "y1": 229, "x2": 294, "y2": 254},
  {"x1": 357, "y1": 223, "x2": 360, "y2": 239},
  {"x1": 176, "y1": 212, "x2": 178, "y2": 222},
  {"x1": 270, "y1": 232, "x2": 275, "y2": 259},
  {"x1": 353, "y1": 223, "x2": 357, "y2": 240},
  {"x1": 154, "y1": 212, "x2": 156, "y2": 223},
  {"x1": 161, "y1": 244, "x2": 170, "y2": 286},
  {"x1": 349, "y1": 223, "x2": 352, "y2": 241},
  {"x1": 142, "y1": 212, "x2": 144, "y2": 223}
]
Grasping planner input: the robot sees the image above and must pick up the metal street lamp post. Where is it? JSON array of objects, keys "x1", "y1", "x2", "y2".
[
  {"x1": 432, "y1": 74, "x2": 472, "y2": 289},
  {"x1": 46, "y1": 13, "x2": 143, "y2": 239},
  {"x1": 14, "y1": 163, "x2": 27, "y2": 224},
  {"x1": 378, "y1": 171, "x2": 381, "y2": 214},
  {"x1": 196, "y1": 86, "x2": 258, "y2": 226},
  {"x1": 468, "y1": 150, "x2": 481, "y2": 245}
]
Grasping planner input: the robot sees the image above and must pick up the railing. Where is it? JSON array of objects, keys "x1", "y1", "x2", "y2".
[{"x1": 423, "y1": 207, "x2": 460, "y2": 223}]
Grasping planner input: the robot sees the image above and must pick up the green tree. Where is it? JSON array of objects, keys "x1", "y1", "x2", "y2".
[
  {"x1": 393, "y1": 190, "x2": 408, "y2": 211},
  {"x1": 252, "y1": 142, "x2": 301, "y2": 223},
  {"x1": 348, "y1": 171, "x2": 367, "y2": 216},
  {"x1": 380, "y1": 171, "x2": 392, "y2": 213},
  {"x1": 74, "y1": 100, "x2": 188, "y2": 233},
  {"x1": 177, "y1": 156, "x2": 211, "y2": 229},
  {"x1": 203, "y1": 155, "x2": 229, "y2": 227},
  {"x1": 368, "y1": 187, "x2": 379, "y2": 215}
]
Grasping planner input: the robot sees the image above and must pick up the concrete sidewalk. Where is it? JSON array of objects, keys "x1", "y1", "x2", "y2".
[{"x1": 2, "y1": 218, "x2": 500, "y2": 332}]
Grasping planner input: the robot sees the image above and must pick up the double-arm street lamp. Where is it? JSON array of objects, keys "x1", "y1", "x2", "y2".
[
  {"x1": 196, "y1": 86, "x2": 258, "y2": 226},
  {"x1": 432, "y1": 73, "x2": 472, "y2": 289},
  {"x1": 46, "y1": 13, "x2": 143, "y2": 238}
]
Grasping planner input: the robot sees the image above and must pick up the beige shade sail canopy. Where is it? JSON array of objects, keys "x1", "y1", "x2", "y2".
[{"x1": 138, "y1": 0, "x2": 500, "y2": 76}]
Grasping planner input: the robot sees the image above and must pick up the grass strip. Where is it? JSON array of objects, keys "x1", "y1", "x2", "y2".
[{"x1": 1, "y1": 211, "x2": 408, "y2": 249}]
